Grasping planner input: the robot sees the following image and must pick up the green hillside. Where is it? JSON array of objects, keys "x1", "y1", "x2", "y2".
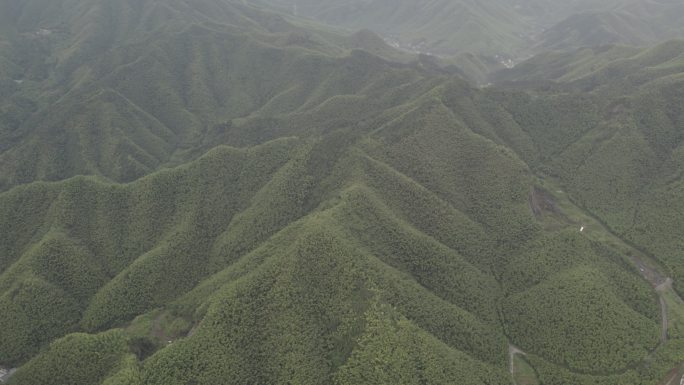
[
  {"x1": 2, "y1": 0, "x2": 684, "y2": 384},
  {"x1": 489, "y1": 41, "x2": 684, "y2": 303},
  {"x1": 0, "y1": 0, "x2": 437, "y2": 190}
]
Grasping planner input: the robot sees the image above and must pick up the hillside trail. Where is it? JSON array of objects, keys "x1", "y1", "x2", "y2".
[
  {"x1": 657, "y1": 278, "x2": 675, "y2": 343},
  {"x1": 508, "y1": 344, "x2": 526, "y2": 374},
  {"x1": 660, "y1": 361, "x2": 684, "y2": 385},
  {"x1": 508, "y1": 344, "x2": 527, "y2": 376}
]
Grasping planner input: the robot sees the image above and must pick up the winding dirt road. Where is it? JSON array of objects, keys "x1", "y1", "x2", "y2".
[
  {"x1": 656, "y1": 278, "x2": 673, "y2": 343},
  {"x1": 509, "y1": 344, "x2": 526, "y2": 374}
]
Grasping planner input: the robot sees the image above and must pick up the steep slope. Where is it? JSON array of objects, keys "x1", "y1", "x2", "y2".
[
  {"x1": 0, "y1": 129, "x2": 520, "y2": 383},
  {"x1": 2, "y1": 125, "x2": 667, "y2": 384},
  {"x1": 0, "y1": 0, "x2": 433, "y2": 191},
  {"x1": 1, "y1": 1, "x2": 683, "y2": 384},
  {"x1": 0, "y1": 138, "x2": 306, "y2": 364},
  {"x1": 1, "y1": 76, "x2": 672, "y2": 384},
  {"x1": 488, "y1": 40, "x2": 684, "y2": 304}
]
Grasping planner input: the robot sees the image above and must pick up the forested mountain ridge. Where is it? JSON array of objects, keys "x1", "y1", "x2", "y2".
[
  {"x1": 490, "y1": 40, "x2": 684, "y2": 327},
  {"x1": 1, "y1": 0, "x2": 684, "y2": 384},
  {"x1": 0, "y1": 0, "x2": 431, "y2": 191}
]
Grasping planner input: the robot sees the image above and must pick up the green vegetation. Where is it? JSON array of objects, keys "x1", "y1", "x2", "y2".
[
  {"x1": 664, "y1": 288, "x2": 684, "y2": 340},
  {"x1": 334, "y1": 304, "x2": 510, "y2": 385},
  {"x1": 9, "y1": 330, "x2": 137, "y2": 385},
  {"x1": 513, "y1": 354, "x2": 540, "y2": 385},
  {"x1": 2, "y1": 0, "x2": 684, "y2": 384},
  {"x1": 504, "y1": 265, "x2": 659, "y2": 373}
]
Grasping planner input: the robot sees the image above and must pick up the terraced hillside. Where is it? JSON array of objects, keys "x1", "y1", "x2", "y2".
[{"x1": 1, "y1": 0, "x2": 684, "y2": 384}]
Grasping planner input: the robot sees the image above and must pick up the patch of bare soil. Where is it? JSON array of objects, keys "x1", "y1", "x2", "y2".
[{"x1": 528, "y1": 186, "x2": 567, "y2": 220}]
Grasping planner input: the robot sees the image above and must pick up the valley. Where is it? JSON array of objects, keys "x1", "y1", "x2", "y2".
[{"x1": 529, "y1": 176, "x2": 684, "y2": 383}]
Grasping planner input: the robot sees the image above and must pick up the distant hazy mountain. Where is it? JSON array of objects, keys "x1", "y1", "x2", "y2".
[
  {"x1": 536, "y1": 0, "x2": 684, "y2": 51},
  {"x1": 252, "y1": 0, "x2": 536, "y2": 56},
  {"x1": 251, "y1": 0, "x2": 684, "y2": 61}
]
